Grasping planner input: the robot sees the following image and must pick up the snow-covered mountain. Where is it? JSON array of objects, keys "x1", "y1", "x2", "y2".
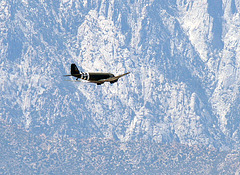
[{"x1": 1, "y1": 0, "x2": 240, "y2": 173}]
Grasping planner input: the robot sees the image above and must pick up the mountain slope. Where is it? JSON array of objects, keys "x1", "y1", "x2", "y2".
[{"x1": 1, "y1": 0, "x2": 240, "y2": 151}]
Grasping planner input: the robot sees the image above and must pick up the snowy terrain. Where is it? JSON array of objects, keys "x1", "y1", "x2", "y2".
[{"x1": 1, "y1": 0, "x2": 240, "y2": 173}]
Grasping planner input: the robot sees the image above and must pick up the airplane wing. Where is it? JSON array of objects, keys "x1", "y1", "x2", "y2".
[
  {"x1": 90, "y1": 72, "x2": 130, "y2": 83},
  {"x1": 106, "y1": 72, "x2": 130, "y2": 82}
]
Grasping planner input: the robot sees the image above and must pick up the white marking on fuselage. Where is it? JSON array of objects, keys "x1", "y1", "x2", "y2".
[
  {"x1": 81, "y1": 72, "x2": 89, "y2": 80},
  {"x1": 87, "y1": 72, "x2": 90, "y2": 81}
]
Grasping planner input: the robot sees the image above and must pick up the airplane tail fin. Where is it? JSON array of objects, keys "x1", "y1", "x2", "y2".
[{"x1": 71, "y1": 64, "x2": 80, "y2": 75}]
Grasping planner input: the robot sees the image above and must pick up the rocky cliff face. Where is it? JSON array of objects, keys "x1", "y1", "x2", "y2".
[{"x1": 1, "y1": 0, "x2": 240, "y2": 173}]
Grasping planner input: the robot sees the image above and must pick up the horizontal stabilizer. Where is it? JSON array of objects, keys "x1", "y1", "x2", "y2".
[
  {"x1": 63, "y1": 74, "x2": 82, "y2": 77},
  {"x1": 65, "y1": 80, "x2": 90, "y2": 83}
]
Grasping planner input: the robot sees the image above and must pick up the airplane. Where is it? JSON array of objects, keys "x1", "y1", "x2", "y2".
[{"x1": 64, "y1": 64, "x2": 130, "y2": 85}]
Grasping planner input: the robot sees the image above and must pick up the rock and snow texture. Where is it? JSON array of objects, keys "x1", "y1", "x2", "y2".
[{"x1": 1, "y1": 0, "x2": 240, "y2": 148}]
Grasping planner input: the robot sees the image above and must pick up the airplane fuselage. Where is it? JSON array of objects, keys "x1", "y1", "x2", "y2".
[
  {"x1": 66, "y1": 63, "x2": 129, "y2": 85},
  {"x1": 74, "y1": 72, "x2": 114, "y2": 81}
]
